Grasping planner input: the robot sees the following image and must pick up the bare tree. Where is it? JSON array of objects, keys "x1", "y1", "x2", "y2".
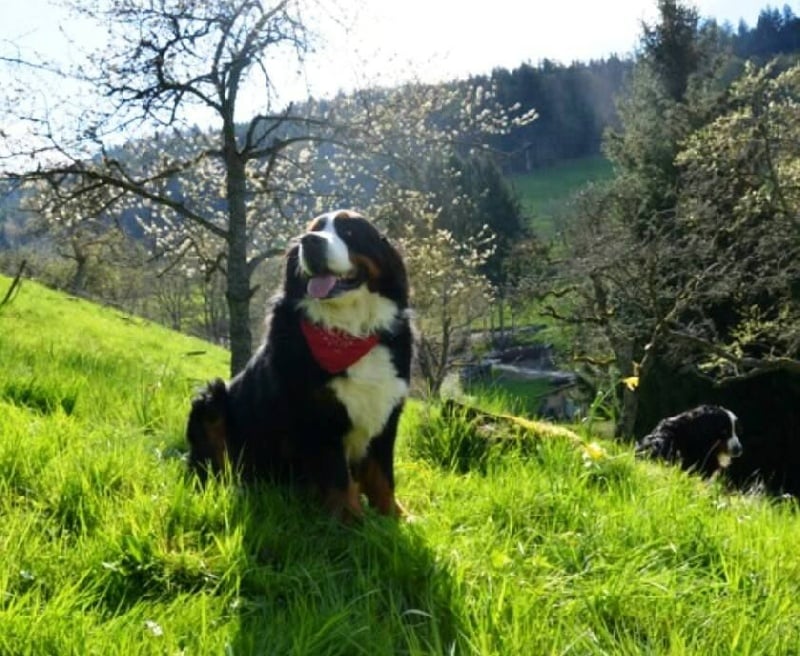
[
  {"x1": 1, "y1": 1, "x2": 535, "y2": 375},
  {"x1": 1, "y1": 0, "x2": 344, "y2": 373},
  {"x1": 392, "y1": 196, "x2": 494, "y2": 395},
  {"x1": 542, "y1": 182, "x2": 717, "y2": 435}
]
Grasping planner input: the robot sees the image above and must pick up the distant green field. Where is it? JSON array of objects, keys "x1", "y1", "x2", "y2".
[
  {"x1": 512, "y1": 155, "x2": 614, "y2": 237},
  {"x1": 4, "y1": 275, "x2": 800, "y2": 654}
]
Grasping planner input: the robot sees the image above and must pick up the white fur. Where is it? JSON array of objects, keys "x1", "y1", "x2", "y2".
[
  {"x1": 328, "y1": 345, "x2": 408, "y2": 463},
  {"x1": 724, "y1": 408, "x2": 742, "y2": 455},
  {"x1": 299, "y1": 214, "x2": 352, "y2": 276},
  {"x1": 298, "y1": 285, "x2": 399, "y2": 337}
]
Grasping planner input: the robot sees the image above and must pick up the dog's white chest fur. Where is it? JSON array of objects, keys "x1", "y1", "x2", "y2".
[{"x1": 328, "y1": 345, "x2": 408, "y2": 462}]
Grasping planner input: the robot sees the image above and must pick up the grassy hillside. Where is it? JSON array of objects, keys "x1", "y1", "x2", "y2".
[
  {"x1": 2, "y1": 274, "x2": 800, "y2": 654},
  {"x1": 513, "y1": 155, "x2": 613, "y2": 237}
]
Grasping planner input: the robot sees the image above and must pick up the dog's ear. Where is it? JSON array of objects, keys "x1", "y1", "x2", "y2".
[
  {"x1": 282, "y1": 243, "x2": 305, "y2": 298},
  {"x1": 380, "y1": 235, "x2": 409, "y2": 307}
]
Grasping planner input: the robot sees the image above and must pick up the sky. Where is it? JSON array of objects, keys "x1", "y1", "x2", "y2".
[
  {"x1": 0, "y1": 0, "x2": 786, "y2": 133},
  {"x1": 330, "y1": 0, "x2": 776, "y2": 87},
  {"x1": 0, "y1": 0, "x2": 780, "y2": 91}
]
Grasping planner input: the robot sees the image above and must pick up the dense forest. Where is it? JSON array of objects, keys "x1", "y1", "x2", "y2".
[{"x1": 478, "y1": 3, "x2": 800, "y2": 173}]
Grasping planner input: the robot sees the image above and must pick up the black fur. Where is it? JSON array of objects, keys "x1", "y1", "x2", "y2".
[
  {"x1": 635, "y1": 404, "x2": 743, "y2": 477},
  {"x1": 186, "y1": 212, "x2": 412, "y2": 519}
]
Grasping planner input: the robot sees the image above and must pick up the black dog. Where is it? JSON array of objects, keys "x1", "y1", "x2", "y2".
[
  {"x1": 635, "y1": 405, "x2": 743, "y2": 477},
  {"x1": 187, "y1": 210, "x2": 412, "y2": 520}
]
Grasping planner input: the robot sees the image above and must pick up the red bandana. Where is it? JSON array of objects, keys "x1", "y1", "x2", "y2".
[{"x1": 300, "y1": 320, "x2": 379, "y2": 374}]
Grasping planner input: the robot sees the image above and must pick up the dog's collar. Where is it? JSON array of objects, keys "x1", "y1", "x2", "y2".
[{"x1": 300, "y1": 320, "x2": 379, "y2": 373}]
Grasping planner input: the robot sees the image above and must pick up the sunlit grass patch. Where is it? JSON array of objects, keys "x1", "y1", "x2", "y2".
[
  {"x1": 1, "y1": 377, "x2": 79, "y2": 416},
  {"x1": 4, "y1": 274, "x2": 800, "y2": 654},
  {"x1": 513, "y1": 155, "x2": 613, "y2": 237}
]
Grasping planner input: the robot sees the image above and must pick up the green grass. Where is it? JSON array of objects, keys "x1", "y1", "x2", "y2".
[
  {"x1": 3, "y1": 274, "x2": 800, "y2": 654},
  {"x1": 513, "y1": 155, "x2": 613, "y2": 238},
  {"x1": 463, "y1": 372, "x2": 553, "y2": 418}
]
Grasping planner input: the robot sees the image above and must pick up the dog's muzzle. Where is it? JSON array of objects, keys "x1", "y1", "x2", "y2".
[
  {"x1": 299, "y1": 232, "x2": 362, "y2": 300},
  {"x1": 726, "y1": 435, "x2": 743, "y2": 458}
]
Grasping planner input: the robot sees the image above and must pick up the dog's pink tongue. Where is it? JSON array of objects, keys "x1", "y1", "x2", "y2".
[{"x1": 308, "y1": 274, "x2": 337, "y2": 299}]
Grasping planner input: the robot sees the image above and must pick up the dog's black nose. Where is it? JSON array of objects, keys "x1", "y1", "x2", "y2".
[{"x1": 729, "y1": 440, "x2": 743, "y2": 458}]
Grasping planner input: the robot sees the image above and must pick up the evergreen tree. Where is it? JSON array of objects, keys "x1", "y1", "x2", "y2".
[
  {"x1": 553, "y1": 0, "x2": 731, "y2": 436},
  {"x1": 642, "y1": 0, "x2": 701, "y2": 102}
]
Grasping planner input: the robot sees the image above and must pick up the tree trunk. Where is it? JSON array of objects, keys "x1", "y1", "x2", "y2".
[
  {"x1": 224, "y1": 142, "x2": 253, "y2": 376},
  {"x1": 618, "y1": 387, "x2": 639, "y2": 439},
  {"x1": 70, "y1": 252, "x2": 89, "y2": 295},
  {"x1": 0, "y1": 260, "x2": 26, "y2": 310},
  {"x1": 610, "y1": 337, "x2": 638, "y2": 439},
  {"x1": 615, "y1": 334, "x2": 660, "y2": 439}
]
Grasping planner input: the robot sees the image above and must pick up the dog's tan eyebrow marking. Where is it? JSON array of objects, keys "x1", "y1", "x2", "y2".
[
  {"x1": 334, "y1": 210, "x2": 362, "y2": 220},
  {"x1": 307, "y1": 216, "x2": 326, "y2": 231}
]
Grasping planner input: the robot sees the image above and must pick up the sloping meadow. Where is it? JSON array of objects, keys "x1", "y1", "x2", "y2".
[{"x1": 2, "y1": 275, "x2": 800, "y2": 654}]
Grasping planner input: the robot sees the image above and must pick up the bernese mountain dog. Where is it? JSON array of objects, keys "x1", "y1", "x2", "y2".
[
  {"x1": 187, "y1": 210, "x2": 412, "y2": 521},
  {"x1": 635, "y1": 404, "x2": 743, "y2": 477}
]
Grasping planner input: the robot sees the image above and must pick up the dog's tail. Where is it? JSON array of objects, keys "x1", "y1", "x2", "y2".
[{"x1": 186, "y1": 378, "x2": 229, "y2": 482}]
